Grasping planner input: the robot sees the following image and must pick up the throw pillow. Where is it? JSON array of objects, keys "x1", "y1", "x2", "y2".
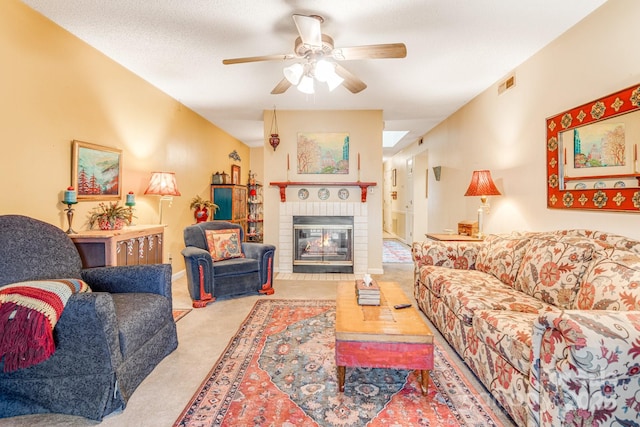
[{"x1": 205, "y1": 228, "x2": 245, "y2": 261}]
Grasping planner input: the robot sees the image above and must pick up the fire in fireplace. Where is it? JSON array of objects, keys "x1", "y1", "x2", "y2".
[{"x1": 293, "y1": 216, "x2": 353, "y2": 273}]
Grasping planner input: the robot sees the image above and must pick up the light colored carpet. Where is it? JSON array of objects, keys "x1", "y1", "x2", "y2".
[{"x1": 0, "y1": 264, "x2": 515, "y2": 427}]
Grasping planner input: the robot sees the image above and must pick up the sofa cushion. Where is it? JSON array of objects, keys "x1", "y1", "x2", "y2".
[
  {"x1": 473, "y1": 310, "x2": 541, "y2": 376},
  {"x1": 475, "y1": 233, "x2": 530, "y2": 287},
  {"x1": 212, "y1": 257, "x2": 259, "y2": 277},
  {"x1": 427, "y1": 267, "x2": 554, "y2": 325},
  {"x1": 418, "y1": 266, "x2": 490, "y2": 298},
  {"x1": 205, "y1": 228, "x2": 245, "y2": 261},
  {"x1": 513, "y1": 237, "x2": 594, "y2": 309},
  {"x1": 575, "y1": 250, "x2": 640, "y2": 310}
]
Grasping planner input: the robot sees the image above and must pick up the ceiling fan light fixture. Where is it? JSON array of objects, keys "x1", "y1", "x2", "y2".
[
  {"x1": 326, "y1": 72, "x2": 344, "y2": 91},
  {"x1": 314, "y1": 59, "x2": 333, "y2": 82},
  {"x1": 297, "y1": 75, "x2": 315, "y2": 94},
  {"x1": 283, "y1": 63, "x2": 303, "y2": 85}
]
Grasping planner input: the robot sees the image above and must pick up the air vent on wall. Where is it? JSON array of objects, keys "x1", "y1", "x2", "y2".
[{"x1": 498, "y1": 74, "x2": 516, "y2": 94}]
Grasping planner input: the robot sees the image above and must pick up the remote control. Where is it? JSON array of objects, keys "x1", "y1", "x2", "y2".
[{"x1": 394, "y1": 303, "x2": 412, "y2": 309}]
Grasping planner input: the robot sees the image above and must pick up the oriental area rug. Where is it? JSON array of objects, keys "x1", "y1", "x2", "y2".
[
  {"x1": 383, "y1": 239, "x2": 413, "y2": 263},
  {"x1": 174, "y1": 299, "x2": 509, "y2": 427},
  {"x1": 172, "y1": 308, "x2": 192, "y2": 322}
]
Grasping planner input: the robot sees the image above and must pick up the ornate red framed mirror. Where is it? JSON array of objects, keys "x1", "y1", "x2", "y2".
[{"x1": 546, "y1": 84, "x2": 640, "y2": 212}]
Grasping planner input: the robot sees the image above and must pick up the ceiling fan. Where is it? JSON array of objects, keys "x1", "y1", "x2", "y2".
[{"x1": 222, "y1": 14, "x2": 407, "y2": 94}]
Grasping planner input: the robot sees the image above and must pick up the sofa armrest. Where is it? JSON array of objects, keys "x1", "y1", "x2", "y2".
[
  {"x1": 181, "y1": 246, "x2": 215, "y2": 302},
  {"x1": 0, "y1": 292, "x2": 126, "y2": 419},
  {"x1": 243, "y1": 242, "x2": 276, "y2": 286},
  {"x1": 81, "y1": 264, "x2": 172, "y2": 298},
  {"x1": 411, "y1": 240, "x2": 481, "y2": 270},
  {"x1": 529, "y1": 310, "x2": 640, "y2": 427}
]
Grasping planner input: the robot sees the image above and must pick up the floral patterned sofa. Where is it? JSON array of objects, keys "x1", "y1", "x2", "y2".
[{"x1": 412, "y1": 230, "x2": 640, "y2": 427}]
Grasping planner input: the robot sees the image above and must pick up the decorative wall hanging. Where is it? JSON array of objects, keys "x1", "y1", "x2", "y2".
[
  {"x1": 72, "y1": 140, "x2": 122, "y2": 201},
  {"x1": 546, "y1": 84, "x2": 640, "y2": 212},
  {"x1": 297, "y1": 132, "x2": 349, "y2": 174},
  {"x1": 229, "y1": 150, "x2": 241, "y2": 162},
  {"x1": 269, "y1": 107, "x2": 280, "y2": 151}
]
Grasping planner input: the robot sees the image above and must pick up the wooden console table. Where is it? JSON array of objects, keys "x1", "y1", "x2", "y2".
[
  {"x1": 426, "y1": 233, "x2": 484, "y2": 242},
  {"x1": 269, "y1": 181, "x2": 377, "y2": 202},
  {"x1": 70, "y1": 225, "x2": 165, "y2": 268}
]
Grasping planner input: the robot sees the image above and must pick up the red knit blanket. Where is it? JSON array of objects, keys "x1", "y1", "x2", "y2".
[{"x1": 0, "y1": 279, "x2": 91, "y2": 372}]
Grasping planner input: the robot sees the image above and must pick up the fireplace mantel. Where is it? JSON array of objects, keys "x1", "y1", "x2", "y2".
[{"x1": 269, "y1": 181, "x2": 377, "y2": 202}]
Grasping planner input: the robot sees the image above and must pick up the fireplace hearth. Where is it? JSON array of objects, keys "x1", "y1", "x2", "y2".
[{"x1": 293, "y1": 216, "x2": 353, "y2": 273}]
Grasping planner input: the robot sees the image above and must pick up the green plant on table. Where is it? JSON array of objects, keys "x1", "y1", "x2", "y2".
[
  {"x1": 88, "y1": 201, "x2": 132, "y2": 229},
  {"x1": 189, "y1": 195, "x2": 218, "y2": 212}
]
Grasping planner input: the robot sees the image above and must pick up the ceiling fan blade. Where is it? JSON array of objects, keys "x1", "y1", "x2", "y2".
[
  {"x1": 271, "y1": 78, "x2": 292, "y2": 94},
  {"x1": 332, "y1": 43, "x2": 407, "y2": 61},
  {"x1": 223, "y1": 53, "x2": 295, "y2": 65},
  {"x1": 334, "y1": 64, "x2": 367, "y2": 94},
  {"x1": 292, "y1": 14, "x2": 322, "y2": 47}
]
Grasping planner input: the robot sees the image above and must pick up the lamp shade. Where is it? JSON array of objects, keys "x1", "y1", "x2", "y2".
[
  {"x1": 283, "y1": 63, "x2": 303, "y2": 85},
  {"x1": 464, "y1": 170, "x2": 501, "y2": 197},
  {"x1": 144, "y1": 172, "x2": 181, "y2": 196},
  {"x1": 297, "y1": 75, "x2": 315, "y2": 94}
]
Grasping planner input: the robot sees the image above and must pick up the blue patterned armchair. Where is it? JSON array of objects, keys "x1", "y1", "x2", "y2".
[
  {"x1": 181, "y1": 221, "x2": 275, "y2": 307},
  {"x1": 0, "y1": 215, "x2": 178, "y2": 421}
]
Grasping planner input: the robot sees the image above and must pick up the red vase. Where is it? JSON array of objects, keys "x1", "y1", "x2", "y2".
[{"x1": 194, "y1": 207, "x2": 209, "y2": 223}]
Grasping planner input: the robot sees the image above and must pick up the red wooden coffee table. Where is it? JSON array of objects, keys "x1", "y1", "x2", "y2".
[{"x1": 335, "y1": 281, "x2": 434, "y2": 395}]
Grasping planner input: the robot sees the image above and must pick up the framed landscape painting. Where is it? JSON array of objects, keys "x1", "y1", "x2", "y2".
[
  {"x1": 297, "y1": 132, "x2": 349, "y2": 174},
  {"x1": 72, "y1": 140, "x2": 122, "y2": 201}
]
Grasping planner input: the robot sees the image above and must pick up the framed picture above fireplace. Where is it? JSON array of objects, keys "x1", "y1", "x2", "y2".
[{"x1": 297, "y1": 132, "x2": 349, "y2": 174}]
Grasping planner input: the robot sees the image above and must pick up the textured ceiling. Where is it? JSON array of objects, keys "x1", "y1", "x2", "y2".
[{"x1": 22, "y1": 0, "x2": 607, "y2": 156}]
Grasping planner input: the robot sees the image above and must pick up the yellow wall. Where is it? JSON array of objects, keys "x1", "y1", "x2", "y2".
[
  {"x1": 0, "y1": 0, "x2": 250, "y2": 273},
  {"x1": 262, "y1": 109, "x2": 384, "y2": 271},
  {"x1": 388, "y1": 0, "x2": 640, "y2": 241}
]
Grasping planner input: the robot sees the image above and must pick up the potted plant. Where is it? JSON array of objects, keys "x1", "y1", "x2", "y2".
[
  {"x1": 189, "y1": 195, "x2": 218, "y2": 223},
  {"x1": 88, "y1": 201, "x2": 131, "y2": 230}
]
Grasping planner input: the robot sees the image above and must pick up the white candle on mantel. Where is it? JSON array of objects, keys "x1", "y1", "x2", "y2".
[
  {"x1": 358, "y1": 153, "x2": 360, "y2": 170},
  {"x1": 287, "y1": 154, "x2": 290, "y2": 171}
]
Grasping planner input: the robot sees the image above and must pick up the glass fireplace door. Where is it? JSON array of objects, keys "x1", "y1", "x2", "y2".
[{"x1": 293, "y1": 217, "x2": 353, "y2": 273}]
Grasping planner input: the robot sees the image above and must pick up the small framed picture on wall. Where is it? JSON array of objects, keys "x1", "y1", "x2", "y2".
[{"x1": 231, "y1": 164, "x2": 241, "y2": 185}]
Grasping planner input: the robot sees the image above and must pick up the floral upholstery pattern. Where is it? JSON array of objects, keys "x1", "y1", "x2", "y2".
[
  {"x1": 529, "y1": 310, "x2": 640, "y2": 427},
  {"x1": 411, "y1": 240, "x2": 480, "y2": 270},
  {"x1": 473, "y1": 310, "x2": 541, "y2": 376},
  {"x1": 513, "y1": 237, "x2": 594, "y2": 309},
  {"x1": 412, "y1": 230, "x2": 640, "y2": 427},
  {"x1": 439, "y1": 276, "x2": 553, "y2": 325},
  {"x1": 575, "y1": 250, "x2": 640, "y2": 310},
  {"x1": 476, "y1": 233, "x2": 531, "y2": 287}
]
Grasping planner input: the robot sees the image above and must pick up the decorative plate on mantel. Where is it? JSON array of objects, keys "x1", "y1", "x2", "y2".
[
  {"x1": 318, "y1": 188, "x2": 330, "y2": 200},
  {"x1": 298, "y1": 188, "x2": 309, "y2": 200},
  {"x1": 338, "y1": 188, "x2": 349, "y2": 200}
]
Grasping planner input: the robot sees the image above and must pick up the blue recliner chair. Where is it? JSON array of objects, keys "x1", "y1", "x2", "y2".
[
  {"x1": 0, "y1": 215, "x2": 178, "y2": 421},
  {"x1": 182, "y1": 221, "x2": 275, "y2": 307}
]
